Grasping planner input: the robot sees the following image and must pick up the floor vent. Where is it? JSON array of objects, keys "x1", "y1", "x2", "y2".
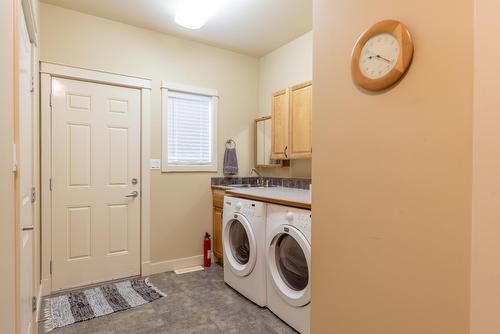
[{"x1": 174, "y1": 266, "x2": 204, "y2": 275}]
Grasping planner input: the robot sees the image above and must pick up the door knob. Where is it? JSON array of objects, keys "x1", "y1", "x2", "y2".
[{"x1": 125, "y1": 191, "x2": 139, "y2": 198}]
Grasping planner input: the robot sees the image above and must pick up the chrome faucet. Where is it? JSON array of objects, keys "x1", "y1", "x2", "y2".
[{"x1": 251, "y1": 168, "x2": 264, "y2": 186}]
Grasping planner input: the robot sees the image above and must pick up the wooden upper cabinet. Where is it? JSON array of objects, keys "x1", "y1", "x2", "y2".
[
  {"x1": 271, "y1": 89, "x2": 290, "y2": 159},
  {"x1": 271, "y1": 81, "x2": 312, "y2": 160},
  {"x1": 289, "y1": 81, "x2": 312, "y2": 159}
]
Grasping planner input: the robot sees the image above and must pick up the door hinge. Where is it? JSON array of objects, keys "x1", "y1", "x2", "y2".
[
  {"x1": 31, "y1": 187, "x2": 36, "y2": 203},
  {"x1": 49, "y1": 178, "x2": 53, "y2": 191},
  {"x1": 50, "y1": 260, "x2": 53, "y2": 275},
  {"x1": 49, "y1": 94, "x2": 53, "y2": 108},
  {"x1": 32, "y1": 296, "x2": 37, "y2": 312},
  {"x1": 31, "y1": 76, "x2": 35, "y2": 93}
]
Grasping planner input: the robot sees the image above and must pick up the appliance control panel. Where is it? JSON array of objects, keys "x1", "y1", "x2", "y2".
[
  {"x1": 295, "y1": 211, "x2": 311, "y2": 230},
  {"x1": 224, "y1": 197, "x2": 265, "y2": 217},
  {"x1": 284, "y1": 209, "x2": 311, "y2": 232}
]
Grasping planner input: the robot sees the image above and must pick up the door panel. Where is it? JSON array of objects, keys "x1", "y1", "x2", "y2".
[
  {"x1": 275, "y1": 234, "x2": 309, "y2": 291},
  {"x1": 109, "y1": 99, "x2": 128, "y2": 114},
  {"x1": 67, "y1": 94, "x2": 91, "y2": 111},
  {"x1": 67, "y1": 124, "x2": 91, "y2": 187},
  {"x1": 290, "y1": 82, "x2": 312, "y2": 159},
  {"x1": 213, "y1": 207, "x2": 223, "y2": 264},
  {"x1": 228, "y1": 220, "x2": 251, "y2": 265},
  {"x1": 271, "y1": 89, "x2": 289, "y2": 159},
  {"x1": 107, "y1": 204, "x2": 129, "y2": 255},
  {"x1": 223, "y1": 214, "x2": 257, "y2": 277},
  {"x1": 108, "y1": 127, "x2": 128, "y2": 185},
  {"x1": 268, "y1": 224, "x2": 311, "y2": 307},
  {"x1": 19, "y1": 9, "x2": 34, "y2": 334},
  {"x1": 51, "y1": 78, "x2": 141, "y2": 291},
  {"x1": 67, "y1": 206, "x2": 92, "y2": 260}
]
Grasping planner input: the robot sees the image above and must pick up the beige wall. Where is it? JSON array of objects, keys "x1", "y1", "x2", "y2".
[
  {"x1": 0, "y1": 0, "x2": 16, "y2": 332},
  {"x1": 39, "y1": 3, "x2": 259, "y2": 263},
  {"x1": 258, "y1": 32, "x2": 312, "y2": 178},
  {"x1": 312, "y1": 0, "x2": 473, "y2": 333},
  {"x1": 470, "y1": 0, "x2": 500, "y2": 332},
  {"x1": 259, "y1": 32, "x2": 313, "y2": 118}
]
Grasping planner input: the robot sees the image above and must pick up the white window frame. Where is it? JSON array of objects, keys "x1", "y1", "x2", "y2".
[{"x1": 161, "y1": 81, "x2": 218, "y2": 172}]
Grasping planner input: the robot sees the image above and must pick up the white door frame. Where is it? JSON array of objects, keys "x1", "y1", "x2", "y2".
[
  {"x1": 40, "y1": 62, "x2": 152, "y2": 295},
  {"x1": 16, "y1": 0, "x2": 38, "y2": 332}
]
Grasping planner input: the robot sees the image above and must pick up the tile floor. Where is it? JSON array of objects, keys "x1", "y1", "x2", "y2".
[{"x1": 38, "y1": 264, "x2": 297, "y2": 334}]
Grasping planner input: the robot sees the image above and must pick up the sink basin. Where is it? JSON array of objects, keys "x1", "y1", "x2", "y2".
[
  {"x1": 230, "y1": 184, "x2": 277, "y2": 188},
  {"x1": 230, "y1": 184, "x2": 252, "y2": 188}
]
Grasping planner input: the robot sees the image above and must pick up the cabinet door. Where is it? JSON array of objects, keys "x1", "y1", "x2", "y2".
[
  {"x1": 212, "y1": 189, "x2": 226, "y2": 209},
  {"x1": 290, "y1": 81, "x2": 312, "y2": 159},
  {"x1": 271, "y1": 89, "x2": 290, "y2": 159},
  {"x1": 212, "y1": 207, "x2": 224, "y2": 265}
]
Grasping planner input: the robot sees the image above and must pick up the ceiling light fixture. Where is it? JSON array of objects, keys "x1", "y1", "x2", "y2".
[{"x1": 174, "y1": 0, "x2": 227, "y2": 30}]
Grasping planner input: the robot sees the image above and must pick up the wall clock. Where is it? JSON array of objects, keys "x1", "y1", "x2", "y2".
[{"x1": 351, "y1": 20, "x2": 414, "y2": 91}]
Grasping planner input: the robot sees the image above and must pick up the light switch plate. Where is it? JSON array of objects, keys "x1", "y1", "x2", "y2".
[{"x1": 150, "y1": 159, "x2": 161, "y2": 170}]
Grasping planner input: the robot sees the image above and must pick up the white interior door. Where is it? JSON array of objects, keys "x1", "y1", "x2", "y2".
[
  {"x1": 51, "y1": 77, "x2": 141, "y2": 291},
  {"x1": 19, "y1": 9, "x2": 34, "y2": 334}
]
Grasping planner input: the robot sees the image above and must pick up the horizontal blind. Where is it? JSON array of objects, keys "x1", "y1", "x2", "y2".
[{"x1": 167, "y1": 91, "x2": 213, "y2": 165}]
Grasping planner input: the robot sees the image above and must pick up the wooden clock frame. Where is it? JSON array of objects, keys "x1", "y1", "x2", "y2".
[{"x1": 351, "y1": 20, "x2": 414, "y2": 91}]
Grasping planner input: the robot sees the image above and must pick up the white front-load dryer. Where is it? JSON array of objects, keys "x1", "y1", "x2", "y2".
[
  {"x1": 223, "y1": 196, "x2": 267, "y2": 307},
  {"x1": 266, "y1": 204, "x2": 311, "y2": 334}
]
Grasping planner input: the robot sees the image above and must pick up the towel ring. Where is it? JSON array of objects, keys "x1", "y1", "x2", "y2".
[{"x1": 225, "y1": 139, "x2": 236, "y2": 149}]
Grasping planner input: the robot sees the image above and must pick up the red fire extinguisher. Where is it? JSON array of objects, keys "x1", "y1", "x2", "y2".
[{"x1": 204, "y1": 232, "x2": 212, "y2": 268}]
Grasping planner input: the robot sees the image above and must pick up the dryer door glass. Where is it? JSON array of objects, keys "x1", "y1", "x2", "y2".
[
  {"x1": 229, "y1": 220, "x2": 250, "y2": 265},
  {"x1": 275, "y1": 234, "x2": 309, "y2": 291}
]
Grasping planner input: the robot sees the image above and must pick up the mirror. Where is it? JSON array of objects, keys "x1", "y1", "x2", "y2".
[{"x1": 254, "y1": 116, "x2": 284, "y2": 168}]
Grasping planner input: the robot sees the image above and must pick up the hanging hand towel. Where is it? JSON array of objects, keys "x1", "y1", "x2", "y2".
[{"x1": 223, "y1": 147, "x2": 238, "y2": 175}]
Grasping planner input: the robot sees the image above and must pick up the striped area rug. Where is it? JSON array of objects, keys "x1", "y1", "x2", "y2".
[{"x1": 43, "y1": 278, "x2": 165, "y2": 332}]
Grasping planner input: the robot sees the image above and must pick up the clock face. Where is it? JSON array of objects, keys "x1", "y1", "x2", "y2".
[{"x1": 359, "y1": 33, "x2": 400, "y2": 79}]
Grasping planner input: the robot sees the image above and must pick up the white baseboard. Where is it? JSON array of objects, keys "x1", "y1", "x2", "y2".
[
  {"x1": 151, "y1": 254, "x2": 204, "y2": 275},
  {"x1": 141, "y1": 261, "x2": 152, "y2": 277}
]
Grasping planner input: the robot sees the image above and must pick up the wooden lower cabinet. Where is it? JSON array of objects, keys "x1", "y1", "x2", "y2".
[
  {"x1": 212, "y1": 188, "x2": 226, "y2": 265},
  {"x1": 212, "y1": 206, "x2": 223, "y2": 265}
]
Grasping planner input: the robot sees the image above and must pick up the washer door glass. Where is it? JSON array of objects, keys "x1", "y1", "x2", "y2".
[
  {"x1": 275, "y1": 234, "x2": 309, "y2": 291},
  {"x1": 229, "y1": 220, "x2": 250, "y2": 265}
]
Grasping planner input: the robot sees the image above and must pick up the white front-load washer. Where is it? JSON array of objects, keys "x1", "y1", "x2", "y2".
[
  {"x1": 266, "y1": 204, "x2": 311, "y2": 334},
  {"x1": 223, "y1": 196, "x2": 267, "y2": 307}
]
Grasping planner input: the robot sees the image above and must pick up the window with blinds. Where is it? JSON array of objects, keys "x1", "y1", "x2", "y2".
[{"x1": 162, "y1": 85, "x2": 218, "y2": 172}]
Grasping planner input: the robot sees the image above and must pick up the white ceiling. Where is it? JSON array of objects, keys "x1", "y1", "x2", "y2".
[{"x1": 40, "y1": 0, "x2": 312, "y2": 57}]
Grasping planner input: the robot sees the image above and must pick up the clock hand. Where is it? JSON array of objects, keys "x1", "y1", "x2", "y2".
[
  {"x1": 368, "y1": 54, "x2": 393, "y2": 63},
  {"x1": 376, "y1": 55, "x2": 392, "y2": 63}
]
